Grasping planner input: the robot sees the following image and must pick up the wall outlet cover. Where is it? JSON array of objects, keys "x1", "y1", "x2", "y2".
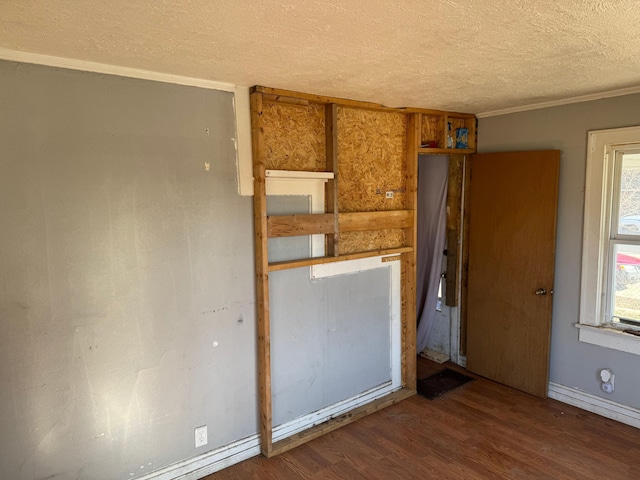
[{"x1": 195, "y1": 425, "x2": 208, "y2": 448}]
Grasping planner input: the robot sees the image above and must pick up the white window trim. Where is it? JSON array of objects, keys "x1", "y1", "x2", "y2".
[{"x1": 579, "y1": 125, "x2": 640, "y2": 354}]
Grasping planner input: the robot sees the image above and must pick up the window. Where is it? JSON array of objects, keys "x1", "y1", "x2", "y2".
[{"x1": 579, "y1": 126, "x2": 640, "y2": 354}]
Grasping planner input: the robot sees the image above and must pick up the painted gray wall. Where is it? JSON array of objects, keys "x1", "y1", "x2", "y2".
[
  {"x1": 0, "y1": 60, "x2": 396, "y2": 480},
  {"x1": 0, "y1": 61, "x2": 258, "y2": 479},
  {"x1": 270, "y1": 266, "x2": 391, "y2": 426},
  {"x1": 478, "y1": 94, "x2": 640, "y2": 408}
]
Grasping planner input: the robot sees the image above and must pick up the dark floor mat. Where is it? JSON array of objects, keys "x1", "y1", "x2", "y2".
[{"x1": 417, "y1": 368, "x2": 473, "y2": 400}]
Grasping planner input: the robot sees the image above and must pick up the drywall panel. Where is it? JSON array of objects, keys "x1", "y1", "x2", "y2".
[
  {"x1": 478, "y1": 93, "x2": 640, "y2": 409},
  {"x1": 269, "y1": 267, "x2": 392, "y2": 426},
  {"x1": 0, "y1": 60, "x2": 256, "y2": 480}
]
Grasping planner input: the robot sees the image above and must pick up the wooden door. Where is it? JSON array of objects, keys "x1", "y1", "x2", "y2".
[{"x1": 466, "y1": 150, "x2": 560, "y2": 398}]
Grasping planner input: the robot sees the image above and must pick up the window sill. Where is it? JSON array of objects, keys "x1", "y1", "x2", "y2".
[{"x1": 576, "y1": 323, "x2": 640, "y2": 355}]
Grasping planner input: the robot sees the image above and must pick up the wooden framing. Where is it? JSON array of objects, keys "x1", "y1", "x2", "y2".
[
  {"x1": 445, "y1": 154, "x2": 465, "y2": 307},
  {"x1": 250, "y1": 86, "x2": 476, "y2": 457},
  {"x1": 250, "y1": 92, "x2": 273, "y2": 456}
]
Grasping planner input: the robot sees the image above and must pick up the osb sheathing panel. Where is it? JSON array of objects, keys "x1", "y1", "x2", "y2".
[
  {"x1": 339, "y1": 229, "x2": 406, "y2": 255},
  {"x1": 337, "y1": 107, "x2": 406, "y2": 212},
  {"x1": 421, "y1": 115, "x2": 444, "y2": 147},
  {"x1": 337, "y1": 107, "x2": 406, "y2": 254},
  {"x1": 263, "y1": 102, "x2": 326, "y2": 171}
]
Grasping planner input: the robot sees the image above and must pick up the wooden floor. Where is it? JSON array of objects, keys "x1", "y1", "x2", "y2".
[{"x1": 206, "y1": 358, "x2": 640, "y2": 479}]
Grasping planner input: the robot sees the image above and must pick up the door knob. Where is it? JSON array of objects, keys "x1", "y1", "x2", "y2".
[{"x1": 535, "y1": 288, "x2": 547, "y2": 296}]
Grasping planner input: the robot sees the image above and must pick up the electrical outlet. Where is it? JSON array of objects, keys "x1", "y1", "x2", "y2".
[
  {"x1": 386, "y1": 191, "x2": 394, "y2": 199},
  {"x1": 195, "y1": 425, "x2": 208, "y2": 448}
]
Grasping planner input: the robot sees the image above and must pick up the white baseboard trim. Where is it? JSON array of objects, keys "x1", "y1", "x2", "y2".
[
  {"x1": 548, "y1": 382, "x2": 640, "y2": 429},
  {"x1": 456, "y1": 355, "x2": 467, "y2": 368},
  {"x1": 273, "y1": 381, "x2": 397, "y2": 442},
  {"x1": 136, "y1": 434, "x2": 260, "y2": 480}
]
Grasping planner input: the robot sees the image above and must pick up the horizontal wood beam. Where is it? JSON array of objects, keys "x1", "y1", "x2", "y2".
[
  {"x1": 268, "y1": 214, "x2": 335, "y2": 237},
  {"x1": 252, "y1": 86, "x2": 476, "y2": 118},
  {"x1": 268, "y1": 247, "x2": 413, "y2": 272},
  {"x1": 261, "y1": 93, "x2": 310, "y2": 107},
  {"x1": 252, "y1": 85, "x2": 406, "y2": 113},
  {"x1": 267, "y1": 210, "x2": 414, "y2": 238}
]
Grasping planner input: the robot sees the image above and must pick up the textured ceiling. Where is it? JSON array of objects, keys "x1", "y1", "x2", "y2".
[{"x1": 2, "y1": 0, "x2": 640, "y2": 113}]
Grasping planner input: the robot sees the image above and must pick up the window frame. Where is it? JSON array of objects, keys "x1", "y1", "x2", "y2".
[{"x1": 578, "y1": 125, "x2": 640, "y2": 354}]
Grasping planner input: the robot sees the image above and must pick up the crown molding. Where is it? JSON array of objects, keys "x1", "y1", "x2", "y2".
[
  {"x1": 477, "y1": 85, "x2": 640, "y2": 118},
  {"x1": 0, "y1": 48, "x2": 240, "y2": 92}
]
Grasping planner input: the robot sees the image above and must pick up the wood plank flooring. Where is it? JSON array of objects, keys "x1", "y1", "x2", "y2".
[{"x1": 206, "y1": 359, "x2": 640, "y2": 479}]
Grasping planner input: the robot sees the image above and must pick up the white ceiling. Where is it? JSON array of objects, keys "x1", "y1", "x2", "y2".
[{"x1": 2, "y1": 0, "x2": 640, "y2": 114}]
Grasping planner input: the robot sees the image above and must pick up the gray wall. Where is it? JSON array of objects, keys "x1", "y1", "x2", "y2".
[
  {"x1": 271, "y1": 267, "x2": 391, "y2": 425},
  {"x1": 0, "y1": 61, "x2": 258, "y2": 479},
  {"x1": 478, "y1": 94, "x2": 640, "y2": 407},
  {"x1": 0, "y1": 60, "x2": 395, "y2": 480}
]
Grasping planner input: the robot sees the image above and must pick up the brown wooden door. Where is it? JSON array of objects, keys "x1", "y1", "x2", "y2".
[{"x1": 466, "y1": 150, "x2": 560, "y2": 398}]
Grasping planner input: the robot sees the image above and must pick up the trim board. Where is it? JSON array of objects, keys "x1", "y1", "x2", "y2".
[{"x1": 548, "y1": 382, "x2": 640, "y2": 429}]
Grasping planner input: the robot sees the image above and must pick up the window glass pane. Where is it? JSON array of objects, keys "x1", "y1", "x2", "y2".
[
  {"x1": 617, "y1": 153, "x2": 640, "y2": 235},
  {"x1": 613, "y1": 244, "x2": 640, "y2": 324}
]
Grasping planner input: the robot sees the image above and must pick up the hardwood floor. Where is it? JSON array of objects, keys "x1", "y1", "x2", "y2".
[{"x1": 206, "y1": 359, "x2": 640, "y2": 479}]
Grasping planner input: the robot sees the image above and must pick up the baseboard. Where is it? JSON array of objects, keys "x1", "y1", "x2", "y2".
[
  {"x1": 548, "y1": 382, "x2": 640, "y2": 429},
  {"x1": 272, "y1": 381, "x2": 397, "y2": 442},
  {"x1": 136, "y1": 434, "x2": 260, "y2": 480}
]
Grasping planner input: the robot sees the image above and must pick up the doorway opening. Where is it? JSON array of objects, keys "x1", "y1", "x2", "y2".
[{"x1": 416, "y1": 154, "x2": 466, "y2": 367}]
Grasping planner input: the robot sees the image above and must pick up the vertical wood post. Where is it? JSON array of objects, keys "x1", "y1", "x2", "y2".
[
  {"x1": 325, "y1": 104, "x2": 339, "y2": 256},
  {"x1": 251, "y1": 91, "x2": 273, "y2": 456},
  {"x1": 402, "y1": 113, "x2": 419, "y2": 390},
  {"x1": 460, "y1": 155, "x2": 472, "y2": 356},
  {"x1": 445, "y1": 154, "x2": 464, "y2": 307}
]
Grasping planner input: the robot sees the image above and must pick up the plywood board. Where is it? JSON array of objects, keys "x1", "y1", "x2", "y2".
[
  {"x1": 339, "y1": 229, "x2": 406, "y2": 255},
  {"x1": 263, "y1": 102, "x2": 326, "y2": 171},
  {"x1": 337, "y1": 107, "x2": 406, "y2": 213}
]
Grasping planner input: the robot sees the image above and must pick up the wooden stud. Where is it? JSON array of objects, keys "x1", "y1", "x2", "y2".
[
  {"x1": 325, "y1": 104, "x2": 339, "y2": 256},
  {"x1": 250, "y1": 91, "x2": 273, "y2": 457},
  {"x1": 468, "y1": 117, "x2": 478, "y2": 152},
  {"x1": 268, "y1": 213, "x2": 335, "y2": 237},
  {"x1": 460, "y1": 156, "x2": 472, "y2": 356},
  {"x1": 402, "y1": 113, "x2": 419, "y2": 391},
  {"x1": 262, "y1": 93, "x2": 310, "y2": 107},
  {"x1": 445, "y1": 154, "x2": 464, "y2": 307}
]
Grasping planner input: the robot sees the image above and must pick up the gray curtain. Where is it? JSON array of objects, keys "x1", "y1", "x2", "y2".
[{"x1": 416, "y1": 155, "x2": 449, "y2": 353}]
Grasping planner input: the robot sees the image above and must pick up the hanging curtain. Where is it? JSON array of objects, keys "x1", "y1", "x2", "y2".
[{"x1": 416, "y1": 155, "x2": 449, "y2": 353}]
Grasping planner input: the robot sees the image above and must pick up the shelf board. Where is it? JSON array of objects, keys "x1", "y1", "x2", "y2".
[
  {"x1": 418, "y1": 147, "x2": 475, "y2": 155},
  {"x1": 268, "y1": 246, "x2": 413, "y2": 272}
]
